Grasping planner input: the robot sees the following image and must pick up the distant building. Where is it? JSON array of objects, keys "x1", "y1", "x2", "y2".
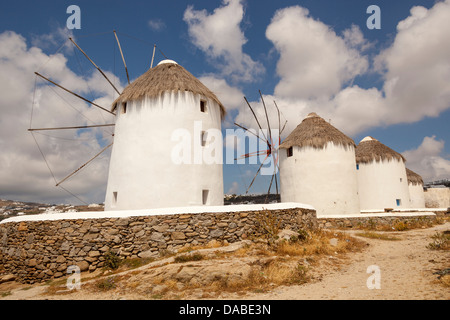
[
  {"x1": 406, "y1": 168, "x2": 425, "y2": 208},
  {"x1": 278, "y1": 112, "x2": 360, "y2": 216},
  {"x1": 355, "y1": 136, "x2": 410, "y2": 210}
]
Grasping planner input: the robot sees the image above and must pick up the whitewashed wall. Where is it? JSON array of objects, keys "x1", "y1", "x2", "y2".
[
  {"x1": 424, "y1": 188, "x2": 450, "y2": 208},
  {"x1": 357, "y1": 159, "x2": 410, "y2": 210},
  {"x1": 408, "y1": 183, "x2": 425, "y2": 208},
  {"x1": 105, "y1": 90, "x2": 223, "y2": 211},
  {"x1": 279, "y1": 142, "x2": 360, "y2": 216}
]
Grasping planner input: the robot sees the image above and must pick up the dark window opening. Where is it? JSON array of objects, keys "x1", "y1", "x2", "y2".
[
  {"x1": 201, "y1": 131, "x2": 207, "y2": 147},
  {"x1": 200, "y1": 100, "x2": 207, "y2": 113},
  {"x1": 287, "y1": 147, "x2": 293, "y2": 157},
  {"x1": 122, "y1": 102, "x2": 127, "y2": 114},
  {"x1": 113, "y1": 192, "x2": 118, "y2": 206},
  {"x1": 202, "y1": 189, "x2": 209, "y2": 205}
]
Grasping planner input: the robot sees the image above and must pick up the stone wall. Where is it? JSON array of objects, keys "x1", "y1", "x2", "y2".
[
  {"x1": 424, "y1": 187, "x2": 450, "y2": 208},
  {"x1": 0, "y1": 207, "x2": 316, "y2": 284},
  {"x1": 318, "y1": 214, "x2": 439, "y2": 229}
]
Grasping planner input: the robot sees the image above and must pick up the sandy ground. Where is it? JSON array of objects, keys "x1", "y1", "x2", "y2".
[{"x1": 1, "y1": 222, "x2": 449, "y2": 300}]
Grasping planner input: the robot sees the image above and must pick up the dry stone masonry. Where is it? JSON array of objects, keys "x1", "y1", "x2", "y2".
[{"x1": 0, "y1": 207, "x2": 317, "y2": 284}]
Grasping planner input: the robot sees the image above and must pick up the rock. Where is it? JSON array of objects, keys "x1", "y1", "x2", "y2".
[
  {"x1": 210, "y1": 228, "x2": 223, "y2": 238},
  {"x1": 329, "y1": 238, "x2": 338, "y2": 246},
  {"x1": 150, "y1": 232, "x2": 165, "y2": 242},
  {"x1": 138, "y1": 250, "x2": 157, "y2": 259},
  {"x1": 0, "y1": 274, "x2": 16, "y2": 284},
  {"x1": 77, "y1": 261, "x2": 89, "y2": 272},
  {"x1": 116, "y1": 218, "x2": 129, "y2": 226},
  {"x1": 153, "y1": 224, "x2": 169, "y2": 233},
  {"x1": 60, "y1": 241, "x2": 71, "y2": 251},
  {"x1": 152, "y1": 284, "x2": 167, "y2": 295},
  {"x1": 171, "y1": 232, "x2": 186, "y2": 240},
  {"x1": 88, "y1": 251, "x2": 101, "y2": 257},
  {"x1": 17, "y1": 222, "x2": 28, "y2": 231},
  {"x1": 28, "y1": 258, "x2": 37, "y2": 267},
  {"x1": 277, "y1": 229, "x2": 299, "y2": 241},
  {"x1": 56, "y1": 255, "x2": 66, "y2": 263}
]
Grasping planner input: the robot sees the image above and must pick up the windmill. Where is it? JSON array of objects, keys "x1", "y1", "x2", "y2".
[
  {"x1": 28, "y1": 31, "x2": 163, "y2": 204},
  {"x1": 234, "y1": 90, "x2": 288, "y2": 203}
]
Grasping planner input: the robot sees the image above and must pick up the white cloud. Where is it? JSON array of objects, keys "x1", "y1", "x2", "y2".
[
  {"x1": 402, "y1": 136, "x2": 450, "y2": 182},
  {"x1": 183, "y1": 0, "x2": 264, "y2": 82},
  {"x1": 148, "y1": 19, "x2": 166, "y2": 32},
  {"x1": 0, "y1": 31, "x2": 119, "y2": 204},
  {"x1": 234, "y1": 1, "x2": 450, "y2": 140},
  {"x1": 375, "y1": 0, "x2": 450, "y2": 124},
  {"x1": 199, "y1": 75, "x2": 244, "y2": 111},
  {"x1": 266, "y1": 6, "x2": 368, "y2": 100}
]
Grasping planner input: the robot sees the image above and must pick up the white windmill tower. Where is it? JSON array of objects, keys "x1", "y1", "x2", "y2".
[
  {"x1": 104, "y1": 59, "x2": 226, "y2": 210},
  {"x1": 278, "y1": 112, "x2": 360, "y2": 216},
  {"x1": 355, "y1": 136, "x2": 410, "y2": 210}
]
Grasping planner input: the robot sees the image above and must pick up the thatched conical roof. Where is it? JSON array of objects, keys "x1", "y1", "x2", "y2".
[
  {"x1": 355, "y1": 136, "x2": 406, "y2": 164},
  {"x1": 279, "y1": 112, "x2": 356, "y2": 150},
  {"x1": 112, "y1": 60, "x2": 226, "y2": 118},
  {"x1": 406, "y1": 168, "x2": 424, "y2": 186}
]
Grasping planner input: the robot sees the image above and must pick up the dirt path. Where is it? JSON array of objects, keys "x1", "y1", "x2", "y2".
[
  {"x1": 232, "y1": 222, "x2": 450, "y2": 300},
  {"x1": 1, "y1": 222, "x2": 449, "y2": 300}
]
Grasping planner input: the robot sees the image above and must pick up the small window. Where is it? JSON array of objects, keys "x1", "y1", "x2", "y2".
[
  {"x1": 396, "y1": 199, "x2": 401, "y2": 206},
  {"x1": 356, "y1": 164, "x2": 359, "y2": 170},
  {"x1": 202, "y1": 189, "x2": 209, "y2": 205},
  {"x1": 122, "y1": 102, "x2": 127, "y2": 114},
  {"x1": 400, "y1": 178, "x2": 402, "y2": 182},
  {"x1": 112, "y1": 192, "x2": 118, "y2": 206},
  {"x1": 287, "y1": 147, "x2": 293, "y2": 157},
  {"x1": 200, "y1": 100, "x2": 207, "y2": 113},
  {"x1": 201, "y1": 131, "x2": 207, "y2": 147}
]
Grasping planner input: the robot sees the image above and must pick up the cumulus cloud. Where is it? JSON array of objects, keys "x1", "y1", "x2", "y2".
[
  {"x1": 235, "y1": 1, "x2": 450, "y2": 139},
  {"x1": 376, "y1": 0, "x2": 450, "y2": 124},
  {"x1": 402, "y1": 136, "x2": 450, "y2": 182},
  {"x1": 199, "y1": 75, "x2": 244, "y2": 111},
  {"x1": 183, "y1": 0, "x2": 264, "y2": 83},
  {"x1": 0, "y1": 31, "x2": 120, "y2": 204},
  {"x1": 266, "y1": 6, "x2": 368, "y2": 100}
]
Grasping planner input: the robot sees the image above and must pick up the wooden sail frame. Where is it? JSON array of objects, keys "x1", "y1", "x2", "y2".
[{"x1": 234, "y1": 92, "x2": 287, "y2": 202}]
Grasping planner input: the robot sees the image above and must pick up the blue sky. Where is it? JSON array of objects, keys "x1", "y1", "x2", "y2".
[{"x1": 0, "y1": 0, "x2": 449, "y2": 204}]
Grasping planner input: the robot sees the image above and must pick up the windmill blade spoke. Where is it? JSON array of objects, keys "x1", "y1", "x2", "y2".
[
  {"x1": 234, "y1": 122, "x2": 267, "y2": 144},
  {"x1": 244, "y1": 96, "x2": 268, "y2": 143},
  {"x1": 69, "y1": 37, "x2": 122, "y2": 95},
  {"x1": 113, "y1": 30, "x2": 130, "y2": 85},
  {"x1": 280, "y1": 120, "x2": 288, "y2": 135},
  {"x1": 28, "y1": 124, "x2": 115, "y2": 132},
  {"x1": 259, "y1": 90, "x2": 272, "y2": 147},
  {"x1": 35, "y1": 72, "x2": 116, "y2": 116},
  {"x1": 56, "y1": 142, "x2": 113, "y2": 187},
  {"x1": 245, "y1": 155, "x2": 269, "y2": 194},
  {"x1": 234, "y1": 149, "x2": 268, "y2": 161},
  {"x1": 274, "y1": 100, "x2": 281, "y2": 144},
  {"x1": 150, "y1": 44, "x2": 157, "y2": 68}
]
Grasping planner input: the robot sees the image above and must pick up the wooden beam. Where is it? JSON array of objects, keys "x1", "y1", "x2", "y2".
[
  {"x1": 69, "y1": 37, "x2": 122, "y2": 95},
  {"x1": 56, "y1": 142, "x2": 113, "y2": 187},
  {"x1": 28, "y1": 124, "x2": 115, "y2": 132},
  {"x1": 35, "y1": 72, "x2": 116, "y2": 116},
  {"x1": 113, "y1": 30, "x2": 130, "y2": 85}
]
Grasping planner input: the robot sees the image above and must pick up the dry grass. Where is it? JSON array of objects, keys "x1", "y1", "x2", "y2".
[
  {"x1": 181, "y1": 229, "x2": 366, "y2": 295},
  {"x1": 40, "y1": 229, "x2": 367, "y2": 299},
  {"x1": 355, "y1": 231, "x2": 401, "y2": 241}
]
